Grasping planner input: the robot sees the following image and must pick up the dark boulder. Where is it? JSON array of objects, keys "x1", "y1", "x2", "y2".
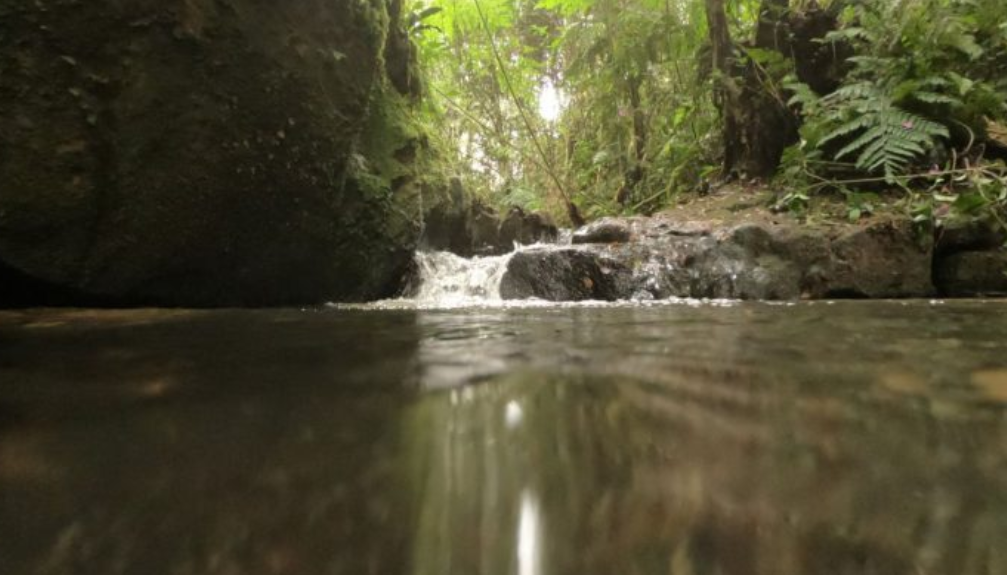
[
  {"x1": 935, "y1": 250, "x2": 1007, "y2": 296},
  {"x1": 422, "y1": 199, "x2": 561, "y2": 257},
  {"x1": 572, "y1": 218, "x2": 632, "y2": 244},
  {"x1": 498, "y1": 207, "x2": 559, "y2": 248},
  {"x1": 825, "y1": 219, "x2": 934, "y2": 298},
  {"x1": 0, "y1": 0, "x2": 426, "y2": 307},
  {"x1": 935, "y1": 218, "x2": 1007, "y2": 255},
  {"x1": 420, "y1": 178, "x2": 501, "y2": 256},
  {"x1": 500, "y1": 249, "x2": 633, "y2": 301}
]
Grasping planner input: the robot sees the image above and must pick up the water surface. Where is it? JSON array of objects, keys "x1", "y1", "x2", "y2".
[{"x1": 1, "y1": 301, "x2": 1007, "y2": 574}]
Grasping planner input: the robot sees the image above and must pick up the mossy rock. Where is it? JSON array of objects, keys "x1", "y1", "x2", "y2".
[{"x1": 0, "y1": 0, "x2": 426, "y2": 306}]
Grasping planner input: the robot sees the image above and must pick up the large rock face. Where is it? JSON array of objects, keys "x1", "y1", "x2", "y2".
[
  {"x1": 0, "y1": 0, "x2": 424, "y2": 306},
  {"x1": 497, "y1": 207, "x2": 559, "y2": 248},
  {"x1": 420, "y1": 192, "x2": 560, "y2": 257},
  {"x1": 418, "y1": 179, "x2": 502, "y2": 257},
  {"x1": 502, "y1": 216, "x2": 937, "y2": 301}
]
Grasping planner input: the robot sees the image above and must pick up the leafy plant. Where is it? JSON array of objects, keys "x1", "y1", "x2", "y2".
[
  {"x1": 408, "y1": 4, "x2": 444, "y2": 36},
  {"x1": 843, "y1": 190, "x2": 879, "y2": 222},
  {"x1": 406, "y1": 0, "x2": 1007, "y2": 225},
  {"x1": 408, "y1": 0, "x2": 719, "y2": 221},
  {"x1": 813, "y1": 83, "x2": 949, "y2": 178},
  {"x1": 773, "y1": 190, "x2": 810, "y2": 213},
  {"x1": 786, "y1": 0, "x2": 1007, "y2": 182}
]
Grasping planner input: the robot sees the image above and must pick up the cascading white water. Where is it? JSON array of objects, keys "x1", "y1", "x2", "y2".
[
  {"x1": 413, "y1": 250, "x2": 517, "y2": 305},
  {"x1": 332, "y1": 245, "x2": 739, "y2": 310}
]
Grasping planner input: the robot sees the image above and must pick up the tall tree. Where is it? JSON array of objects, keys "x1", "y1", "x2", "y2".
[{"x1": 705, "y1": 0, "x2": 798, "y2": 179}]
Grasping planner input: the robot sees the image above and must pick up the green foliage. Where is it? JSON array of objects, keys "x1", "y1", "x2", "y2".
[
  {"x1": 904, "y1": 163, "x2": 1007, "y2": 244},
  {"x1": 772, "y1": 0, "x2": 1007, "y2": 230},
  {"x1": 843, "y1": 190, "x2": 879, "y2": 222},
  {"x1": 813, "y1": 83, "x2": 950, "y2": 178},
  {"x1": 408, "y1": 0, "x2": 719, "y2": 222},
  {"x1": 786, "y1": 0, "x2": 1007, "y2": 182},
  {"x1": 406, "y1": 0, "x2": 1007, "y2": 225}
]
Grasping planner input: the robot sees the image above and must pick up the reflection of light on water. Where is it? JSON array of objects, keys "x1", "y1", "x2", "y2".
[
  {"x1": 505, "y1": 401, "x2": 523, "y2": 428},
  {"x1": 517, "y1": 490, "x2": 541, "y2": 575}
]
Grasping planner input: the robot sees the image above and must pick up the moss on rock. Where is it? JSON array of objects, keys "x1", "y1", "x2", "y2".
[{"x1": 0, "y1": 0, "x2": 432, "y2": 306}]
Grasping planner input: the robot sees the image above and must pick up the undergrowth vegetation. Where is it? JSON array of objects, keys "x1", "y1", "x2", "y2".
[
  {"x1": 781, "y1": 0, "x2": 1007, "y2": 228},
  {"x1": 407, "y1": 0, "x2": 1007, "y2": 229}
]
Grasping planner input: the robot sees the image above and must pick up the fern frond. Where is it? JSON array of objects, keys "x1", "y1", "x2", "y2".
[
  {"x1": 890, "y1": 111, "x2": 949, "y2": 138},
  {"x1": 820, "y1": 106, "x2": 948, "y2": 175},
  {"x1": 785, "y1": 79, "x2": 820, "y2": 108},
  {"x1": 818, "y1": 115, "x2": 874, "y2": 148},
  {"x1": 911, "y1": 91, "x2": 962, "y2": 106},
  {"x1": 918, "y1": 76, "x2": 953, "y2": 89},
  {"x1": 823, "y1": 27, "x2": 870, "y2": 44},
  {"x1": 825, "y1": 82, "x2": 878, "y2": 103}
]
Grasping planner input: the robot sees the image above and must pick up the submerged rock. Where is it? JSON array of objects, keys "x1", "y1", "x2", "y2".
[
  {"x1": 0, "y1": 0, "x2": 426, "y2": 307},
  {"x1": 501, "y1": 217, "x2": 936, "y2": 301}
]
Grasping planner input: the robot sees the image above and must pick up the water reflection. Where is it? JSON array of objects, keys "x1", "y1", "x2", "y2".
[
  {"x1": 517, "y1": 490, "x2": 541, "y2": 575},
  {"x1": 0, "y1": 302, "x2": 1006, "y2": 574},
  {"x1": 0, "y1": 309, "x2": 426, "y2": 575},
  {"x1": 408, "y1": 368, "x2": 1007, "y2": 574}
]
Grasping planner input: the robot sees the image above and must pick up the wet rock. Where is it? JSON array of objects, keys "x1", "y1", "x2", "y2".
[
  {"x1": 471, "y1": 207, "x2": 503, "y2": 254},
  {"x1": 500, "y1": 217, "x2": 937, "y2": 301},
  {"x1": 500, "y1": 249, "x2": 633, "y2": 301},
  {"x1": 572, "y1": 218, "x2": 632, "y2": 244},
  {"x1": 825, "y1": 219, "x2": 934, "y2": 298},
  {"x1": 935, "y1": 250, "x2": 1007, "y2": 296},
  {"x1": 423, "y1": 199, "x2": 563, "y2": 258},
  {"x1": 0, "y1": 0, "x2": 424, "y2": 307},
  {"x1": 421, "y1": 178, "x2": 501, "y2": 256},
  {"x1": 498, "y1": 207, "x2": 559, "y2": 248}
]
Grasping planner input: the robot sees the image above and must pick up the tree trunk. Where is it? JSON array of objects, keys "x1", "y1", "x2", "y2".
[
  {"x1": 705, "y1": 0, "x2": 798, "y2": 180},
  {"x1": 618, "y1": 73, "x2": 648, "y2": 206}
]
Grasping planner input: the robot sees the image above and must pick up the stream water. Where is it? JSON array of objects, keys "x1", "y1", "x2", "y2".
[{"x1": 1, "y1": 252, "x2": 1007, "y2": 575}]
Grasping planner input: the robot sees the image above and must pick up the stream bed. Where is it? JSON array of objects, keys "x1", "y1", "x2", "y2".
[{"x1": 1, "y1": 300, "x2": 1007, "y2": 574}]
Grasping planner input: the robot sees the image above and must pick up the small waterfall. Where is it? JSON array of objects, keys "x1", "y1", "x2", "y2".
[{"x1": 413, "y1": 250, "x2": 516, "y2": 304}]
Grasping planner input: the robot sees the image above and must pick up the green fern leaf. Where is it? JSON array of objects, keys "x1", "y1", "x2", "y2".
[
  {"x1": 911, "y1": 91, "x2": 961, "y2": 106},
  {"x1": 819, "y1": 115, "x2": 874, "y2": 148},
  {"x1": 835, "y1": 125, "x2": 887, "y2": 160},
  {"x1": 828, "y1": 108, "x2": 947, "y2": 175}
]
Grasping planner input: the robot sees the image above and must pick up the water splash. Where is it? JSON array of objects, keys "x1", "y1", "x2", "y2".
[
  {"x1": 334, "y1": 245, "x2": 743, "y2": 310},
  {"x1": 412, "y1": 250, "x2": 516, "y2": 305}
]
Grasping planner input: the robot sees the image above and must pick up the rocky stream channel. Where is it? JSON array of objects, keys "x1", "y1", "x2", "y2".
[
  {"x1": 3, "y1": 3, "x2": 1007, "y2": 575},
  {"x1": 411, "y1": 209, "x2": 1007, "y2": 303},
  {"x1": 2, "y1": 1, "x2": 1005, "y2": 308}
]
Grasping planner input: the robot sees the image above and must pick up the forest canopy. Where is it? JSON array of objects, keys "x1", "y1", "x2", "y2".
[{"x1": 406, "y1": 0, "x2": 1007, "y2": 227}]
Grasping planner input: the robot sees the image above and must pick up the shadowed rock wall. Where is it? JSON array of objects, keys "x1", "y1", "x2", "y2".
[{"x1": 0, "y1": 0, "x2": 424, "y2": 306}]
